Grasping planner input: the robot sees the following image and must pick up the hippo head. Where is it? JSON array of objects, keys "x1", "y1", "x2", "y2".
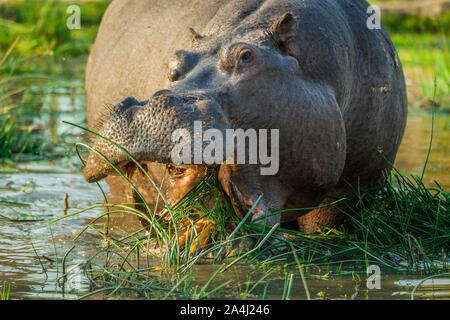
[{"x1": 83, "y1": 13, "x2": 301, "y2": 216}]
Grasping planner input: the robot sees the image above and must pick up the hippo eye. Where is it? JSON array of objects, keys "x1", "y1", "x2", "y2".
[
  {"x1": 167, "y1": 164, "x2": 187, "y2": 177},
  {"x1": 239, "y1": 49, "x2": 253, "y2": 64}
]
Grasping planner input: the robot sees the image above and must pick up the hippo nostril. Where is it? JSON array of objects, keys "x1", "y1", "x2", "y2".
[
  {"x1": 121, "y1": 96, "x2": 140, "y2": 108},
  {"x1": 112, "y1": 97, "x2": 147, "y2": 117},
  {"x1": 151, "y1": 89, "x2": 188, "y2": 108}
]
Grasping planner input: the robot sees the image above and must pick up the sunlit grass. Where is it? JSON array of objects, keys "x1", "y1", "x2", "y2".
[
  {"x1": 0, "y1": 0, "x2": 105, "y2": 162},
  {"x1": 0, "y1": 49, "x2": 67, "y2": 161},
  {"x1": 1, "y1": 0, "x2": 449, "y2": 299},
  {"x1": 0, "y1": 282, "x2": 11, "y2": 300},
  {"x1": 48, "y1": 120, "x2": 450, "y2": 299},
  {"x1": 0, "y1": 0, "x2": 108, "y2": 60},
  {"x1": 393, "y1": 33, "x2": 450, "y2": 109}
]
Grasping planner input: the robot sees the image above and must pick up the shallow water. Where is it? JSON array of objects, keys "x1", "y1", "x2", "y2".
[
  {"x1": 1, "y1": 90, "x2": 450, "y2": 299},
  {"x1": 396, "y1": 111, "x2": 450, "y2": 188},
  {"x1": 0, "y1": 169, "x2": 102, "y2": 299}
]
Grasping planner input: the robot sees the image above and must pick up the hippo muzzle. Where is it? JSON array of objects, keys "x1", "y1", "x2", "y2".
[{"x1": 83, "y1": 90, "x2": 229, "y2": 183}]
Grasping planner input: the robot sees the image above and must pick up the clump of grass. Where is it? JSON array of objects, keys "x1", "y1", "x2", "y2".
[
  {"x1": 0, "y1": 41, "x2": 51, "y2": 161},
  {"x1": 0, "y1": 38, "x2": 89, "y2": 162},
  {"x1": 253, "y1": 170, "x2": 449, "y2": 274},
  {"x1": 340, "y1": 171, "x2": 449, "y2": 269},
  {"x1": 1, "y1": 282, "x2": 11, "y2": 300},
  {"x1": 51, "y1": 120, "x2": 450, "y2": 299},
  {"x1": 392, "y1": 33, "x2": 449, "y2": 109}
]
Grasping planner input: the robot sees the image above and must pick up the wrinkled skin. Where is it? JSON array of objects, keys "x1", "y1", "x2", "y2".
[{"x1": 84, "y1": 0, "x2": 407, "y2": 232}]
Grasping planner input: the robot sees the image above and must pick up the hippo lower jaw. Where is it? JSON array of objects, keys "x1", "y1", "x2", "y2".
[{"x1": 83, "y1": 153, "x2": 130, "y2": 183}]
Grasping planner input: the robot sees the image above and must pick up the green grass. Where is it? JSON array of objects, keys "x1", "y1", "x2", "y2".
[
  {"x1": 382, "y1": 10, "x2": 450, "y2": 35},
  {"x1": 53, "y1": 168, "x2": 450, "y2": 299},
  {"x1": 47, "y1": 121, "x2": 450, "y2": 299},
  {"x1": 393, "y1": 33, "x2": 450, "y2": 109},
  {"x1": 0, "y1": 45, "x2": 84, "y2": 162},
  {"x1": 1, "y1": 282, "x2": 11, "y2": 300},
  {"x1": 0, "y1": 42, "x2": 44, "y2": 160},
  {"x1": 0, "y1": 0, "x2": 448, "y2": 162},
  {"x1": 0, "y1": 1, "x2": 106, "y2": 162},
  {"x1": 0, "y1": 0, "x2": 108, "y2": 60},
  {"x1": 0, "y1": 0, "x2": 449, "y2": 299}
]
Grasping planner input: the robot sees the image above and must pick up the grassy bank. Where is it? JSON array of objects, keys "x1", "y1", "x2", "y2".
[{"x1": 0, "y1": 0, "x2": 108, "y2": 60}]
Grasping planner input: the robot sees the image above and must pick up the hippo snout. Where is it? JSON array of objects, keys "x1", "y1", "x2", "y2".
[{"x1": 83, "y1": 91, "x2": 229, "y2": 183}]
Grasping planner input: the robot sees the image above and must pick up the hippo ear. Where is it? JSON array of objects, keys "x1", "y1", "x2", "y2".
[{"x1": 270, "y1": 12, "x2": 297, "y2": 52}]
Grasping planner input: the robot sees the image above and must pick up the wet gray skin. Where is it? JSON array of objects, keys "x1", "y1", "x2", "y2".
[{"x1": 84, "y1": 0, "x2": 407, "y2": 231}]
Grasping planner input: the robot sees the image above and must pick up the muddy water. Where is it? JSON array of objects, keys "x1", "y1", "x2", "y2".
[{"x1": 0, "y1": 88, "x2": 449, "y2": 299}]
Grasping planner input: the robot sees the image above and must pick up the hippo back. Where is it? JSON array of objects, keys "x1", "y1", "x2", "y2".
[{"x1": 86, "y1": 0, "x2": 226, "y2": 128}]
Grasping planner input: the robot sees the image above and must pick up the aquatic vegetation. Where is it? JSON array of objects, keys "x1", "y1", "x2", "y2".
[
  {"x1": 0, "y1": 46, "x2": 67, "y2": 162},
  {"x1": 0, "y1": 0, "x2": 106, "y2": 162},
  {"x1": 0, "y1": 42, "x2": 41, "y2": 160},
  {"x1": 0, "y1": 282, "x2": 11, "y2": 300},
  {"x1": 393, "y1": 33, "x2": 450, "y2": 109},
  {"x1": 0, "y1": 0, "x2": 449, "y2": 300},
  {"x1": 49, "y1": 120, "x2": 450, "y2": 299},
  {"x1": 53, "y1": 168, "x2": 450, "y2": 299},
  {"x1": 0, "y1": 0, "x2": 108, "y2": 60}
]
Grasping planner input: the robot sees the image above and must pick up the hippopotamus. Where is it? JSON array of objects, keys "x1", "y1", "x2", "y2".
[{"x1": 83, "y1": 0, "x2": 407, "y2": 232}]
